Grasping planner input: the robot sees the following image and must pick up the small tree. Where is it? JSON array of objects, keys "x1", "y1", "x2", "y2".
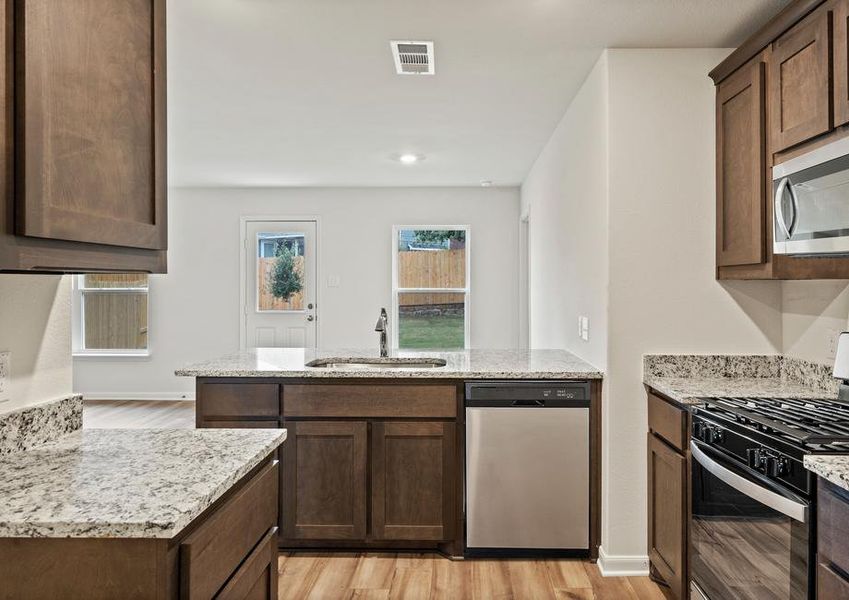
[
  {"x1": 414, "y1": 230, "x2": 466, "y2": 244},
  {"x1": 268, "y1": 245, "x2": 302, "y2": 301}
]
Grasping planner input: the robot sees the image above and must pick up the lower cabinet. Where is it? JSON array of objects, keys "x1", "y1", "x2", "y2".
[
  {"x1": 281, "y1": 421, "x2": 368, "y2": 540},
  {"x1": 817, "y1": 479, "x2": 849, "y2": 599},
  {"x1": 280, "y1": 419, "x2": 456, "y2": 545},
  {"x1": 646, "y1": 389, "x2": 690, "y2": 600},
  {"x1": 371, "y1": 422, "x2": 455, "y2": 541}
]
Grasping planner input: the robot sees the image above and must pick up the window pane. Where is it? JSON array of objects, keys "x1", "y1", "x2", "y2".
[
  {"x1": 258, "y1": 233, "x2": 305, "y2": 311},
  {"x1": 398, "y1": 229, "x2": 466, "y2": 289},
  {"x1": 84, "y1": 293, "x2": 148, "y2": 350},
  {"x1": 398, "y1": 292, "x2": 465, "y2": 350},
  {"x1": 83, "y1": 273, "x2": 148, "y2": 289}
]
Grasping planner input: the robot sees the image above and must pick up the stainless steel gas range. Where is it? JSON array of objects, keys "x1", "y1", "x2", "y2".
[{"x1": 689, "y1": 394, "x2": 849, "y2": 600}]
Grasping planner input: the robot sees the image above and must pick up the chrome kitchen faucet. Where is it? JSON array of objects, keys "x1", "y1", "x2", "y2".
[{"x1": 375, "y1": 308, "x2": 389, "y2": 358}]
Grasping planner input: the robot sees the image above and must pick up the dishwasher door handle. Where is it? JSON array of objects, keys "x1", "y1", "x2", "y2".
[{"x1": 511, "y1": 399, "x2": 545, "y2": 407}]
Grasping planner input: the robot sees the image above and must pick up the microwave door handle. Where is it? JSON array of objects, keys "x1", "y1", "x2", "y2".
[
  {"x1": 787, "y1": 181, "x2": 799, "y2": 237},
  {"x1": 690, "y1": 441, "x2": 808, "y2": 523},
  {"x1": 774, "y1": 177, "x2": 793, "y2": 241}
]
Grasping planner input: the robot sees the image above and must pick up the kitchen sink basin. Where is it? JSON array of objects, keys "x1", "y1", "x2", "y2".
[{"x1": 305, "y1": 358, "x2": 447, "y2": 369}]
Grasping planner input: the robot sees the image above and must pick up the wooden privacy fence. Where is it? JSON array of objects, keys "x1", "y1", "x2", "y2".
[
  {"x1": 258, "y1": 256, "x2": 305, "y2": 310},
  {"x1": 399, "y1": 249, "x2": 465, "y2": 306}
]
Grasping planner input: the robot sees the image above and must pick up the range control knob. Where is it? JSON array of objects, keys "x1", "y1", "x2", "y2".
[
  {"x1": 693, "y1": 422, "x2": 706, "y2": 441},
  {"x1": 766, "y1": 456, "x2": 790, "y2": 478},
  {"x1": 747, "y1": 448, "x2": 764, "y2": 469},
  {"x1": 708, "y1": 427, "x2": 724, "y2": 444}
]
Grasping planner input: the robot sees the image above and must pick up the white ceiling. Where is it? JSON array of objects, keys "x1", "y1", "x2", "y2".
[{"x1": 167, "y1": 0, "x2": 789, "y2": 187}]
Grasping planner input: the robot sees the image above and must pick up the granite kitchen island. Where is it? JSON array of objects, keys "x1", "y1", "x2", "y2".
[
  {"x1": 177, "y1": 348, "x2": 603, "y2": 558},
  {"x1": 0, "y1": 427, "x2": 287, "y2": 600}
]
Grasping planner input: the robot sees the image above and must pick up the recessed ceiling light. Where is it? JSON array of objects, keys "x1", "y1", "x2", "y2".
[{"x1": 398, "y1": 153, "x2": 423, "y2": 164}]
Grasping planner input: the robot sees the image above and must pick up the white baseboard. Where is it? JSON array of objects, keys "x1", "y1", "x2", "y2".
[
  {"x1": 597, "y1": 546, "x2": 649, "y2": 577},
  {"x1": 79, "y1": 392, "x2": 195, "y2": 401}
]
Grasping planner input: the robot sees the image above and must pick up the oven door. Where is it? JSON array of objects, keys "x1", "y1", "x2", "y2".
[{"x1": 690, "y1": 441, "x2": 811, "y2": 600}]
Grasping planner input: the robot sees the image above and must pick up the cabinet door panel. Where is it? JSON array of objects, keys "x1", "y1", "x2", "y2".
[
  {"x1": 371, "y1": 421, "x2": 455, "y2": 541},
  {"x1": 16, "y1": 0, "x2": 166, "y2": 250},
  {"x1": 716, "y1": 59, "x2": 766, "y2": 267},
  {"x1": 768, "y1": 9, "x2": 831, "y2": 152},
  {"x1": 835, "y1": 0, "x2": 849, "y2": 126},
  {"x1": 281, "y1": 421, "x2": 367, "y2": 540},
  {"x1": 647, "y1": 433, "x2": 687, "y2": 600}
]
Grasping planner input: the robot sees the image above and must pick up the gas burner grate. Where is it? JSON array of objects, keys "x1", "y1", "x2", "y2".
[{"x1": 698, "y1": 396, "x2": 849, "y2": 448}]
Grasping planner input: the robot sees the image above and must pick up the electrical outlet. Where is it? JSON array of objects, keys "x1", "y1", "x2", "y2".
[
  {"x1": 328, "y1": 275, "x2": 340, "y2": 288},
  {"x1": 828, "y1": 329, "x2": 840, "y2": 360},
  {"x1": 579, "y1": 316, "x2": 590, "y2": 342},
  {"x1": 0, "y1": 351, "x2": 9, "y2": 403}
]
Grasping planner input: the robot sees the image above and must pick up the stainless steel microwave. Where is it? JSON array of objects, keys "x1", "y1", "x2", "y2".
[{"x1": 773, "y1": 136, "x2": 849, "y2": 256}]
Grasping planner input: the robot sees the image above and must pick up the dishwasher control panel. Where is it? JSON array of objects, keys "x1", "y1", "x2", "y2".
[{"x1": 465, "y1": 381, "x2": 590, "y2": 407}]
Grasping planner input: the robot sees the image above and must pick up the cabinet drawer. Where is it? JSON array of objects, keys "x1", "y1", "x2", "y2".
[
  {"x1": 818, "y1": 479, "x2": 849, "y2": 576},
  {"x1": 199, "y1": 384, "x2": 280, "y2": 419},
  {"x1": 818, "y1": 562, "x2": 849, "y2": 600},
  {"x1": 647, "y1": 391, "x2": 687, "y2": 453},
  {"x1": 283, "y1": 385, "x2": 456, "y2": 418},
  {"x1": 215, "y1": 527, "x2": 278, "y2": 600},
  {"x1": 181, "y1": 460, "x2": 278, "y2": 600}
]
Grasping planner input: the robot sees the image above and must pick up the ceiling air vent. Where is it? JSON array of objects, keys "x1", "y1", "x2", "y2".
[{"x1": 390, "y1": 41, "x2": 435, "y2": 75}]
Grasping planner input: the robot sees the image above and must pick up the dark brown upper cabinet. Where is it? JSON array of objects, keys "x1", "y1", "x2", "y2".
[
  {"x1": 768, "y1": 8, "x2": 832, "y2": 153},
  {"x1": 710, "y1": 0, "x2": 849, "y2": 280},
  {"x1": 0, "y1": 0, "x2": 167, "y2": 273},
  {"x1": 716, "y1": 59, "x2": 766, "y2": 268}
]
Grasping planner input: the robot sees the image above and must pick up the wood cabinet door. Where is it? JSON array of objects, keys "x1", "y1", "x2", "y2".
[
  {"x1": 647, "y1": 433, "x2": 687, "y2": 600},
  {"x1": 371, "y1": 421, "x2": 455, "y2": 541},
  {"x1": 716, "y1": 59, "x2": 766, "y2": 267},
  {"x1": 15, "y1": 0, "x2": 167, "y2": 250},
  {"x1": 835, "y1": 0, "x2": 849, "y2": 126},
  {"x1": 281, "y1": 421, "x2": 367, "y2": 540},
  {"x1": 768, "y1": 8, "x2": 832, "y2": 152}
]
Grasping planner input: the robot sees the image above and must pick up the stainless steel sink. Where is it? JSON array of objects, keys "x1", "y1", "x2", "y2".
[{"x1": 305, "y1": 358, "x2": 447, "y2": 369}]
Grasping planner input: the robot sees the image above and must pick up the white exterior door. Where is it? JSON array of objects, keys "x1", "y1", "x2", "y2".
[{"x1": 243, "y1": 220, "x2": 317, "y2": 348}]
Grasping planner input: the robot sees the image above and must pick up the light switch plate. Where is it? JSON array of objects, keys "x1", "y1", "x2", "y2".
[
  {"x1": 579, "y1": 316, "x2": 589, "y2": 342},
  {"x1": 0, "y1": 351, "x2": 9, "y2": 403}
]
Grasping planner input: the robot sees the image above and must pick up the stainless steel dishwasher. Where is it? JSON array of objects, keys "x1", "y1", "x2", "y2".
[{"x1": 465, "y1": 381, "x2": 590, "y2": 556}]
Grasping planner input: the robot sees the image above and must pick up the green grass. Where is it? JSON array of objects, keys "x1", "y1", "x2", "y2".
[{"x1": 398, "y1": 314, "x2": 465, "y2": 350}]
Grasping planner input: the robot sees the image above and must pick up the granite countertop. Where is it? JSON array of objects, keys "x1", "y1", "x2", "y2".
[
  {"x1": 643, "y1": 354, "x2": 837, "y2": 407},
  {"x1": 175, "y1": 348, "x2": 604, "y2": 380},
  {"x1": 803, "y1": 455, "x2": 849, "y2": 491},
  {"x1": 643, "y1": 375, "x2": 833, "y2": 406},
  {"x1": 0, "y1": 428, "x2": 286, "y2": 538}
]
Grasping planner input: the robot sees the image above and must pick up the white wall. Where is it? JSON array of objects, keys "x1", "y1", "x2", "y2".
[
  {"x1": 604, "y1": 49, "x2": 782, "y2": 562},
  {"x1": 781, "y1": 281, "x2": 849, "y2": 364},
  {"x1": 521, "y1": 48, "x2": 785, "y2": 569},
  {"x1": 0, "y1": 275, "x2": 73, "y2": 412},
  {"x1": 74, "y1": 187, "x2": 521, "y2": 398},
  {"x1": 522, "y1": 54, "x2": 609, "y2": 371}
]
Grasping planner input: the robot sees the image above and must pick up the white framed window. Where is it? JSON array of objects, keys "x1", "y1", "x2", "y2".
[
  {"x1": 72, "y1": 274, "x2": 150, "y2": 357},
  {"x1": 392, "y1": 226, "x2": 470, "y2": 350}
]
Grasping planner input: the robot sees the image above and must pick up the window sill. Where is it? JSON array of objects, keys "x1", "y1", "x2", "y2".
[{"x1": 73, "y1": 352, "x2": 151, "y2": 359}]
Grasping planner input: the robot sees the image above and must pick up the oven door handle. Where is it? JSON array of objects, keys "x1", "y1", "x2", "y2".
[{"x1": 690, "y1": 441, "x2": 808, "y2": 523}]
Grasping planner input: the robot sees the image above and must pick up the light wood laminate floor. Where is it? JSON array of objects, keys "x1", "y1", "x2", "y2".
[
  {"x1": 278, "y1": 552, "x2": 669, "y2": 599},
  {"x1": 83, "y1": 399, "x2": 195, "y2": 429},
  {"x1": 83, "y1": 400, "x2": 667, "y2": 600}
]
